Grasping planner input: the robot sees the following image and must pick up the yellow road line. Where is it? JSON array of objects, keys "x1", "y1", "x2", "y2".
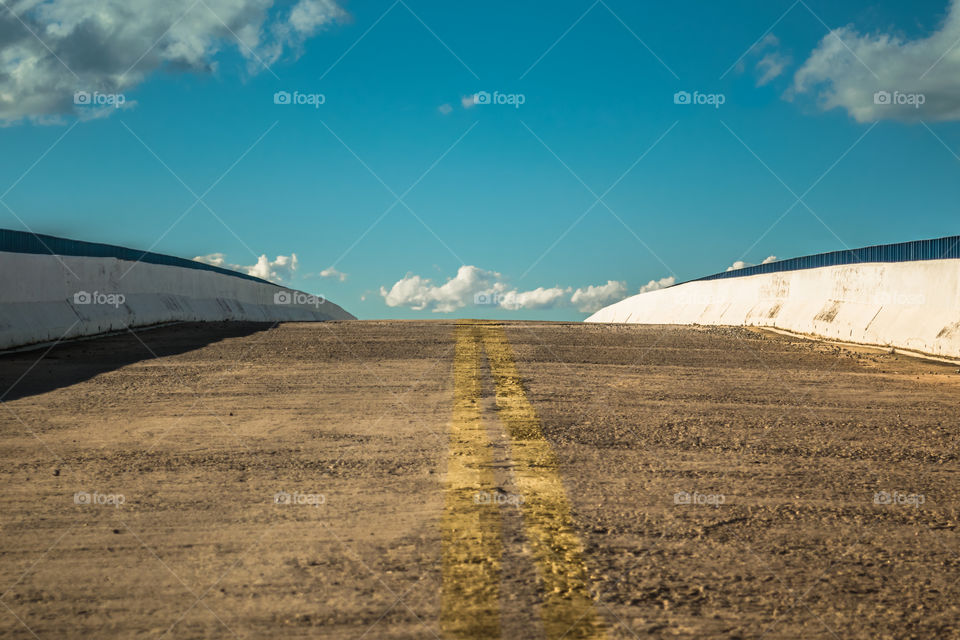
[
  {"x1": 480, "y1": 324, "x2": 606, "y2": 640},
  {"x1": 441, "y1": 322, "x2": 502, "y2": 638}
]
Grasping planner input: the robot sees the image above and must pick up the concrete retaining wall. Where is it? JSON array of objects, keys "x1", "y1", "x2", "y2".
[
  {"x1": 587, "y1": 259, "x2": 960, "y2": 358},
  {"x1": 0, "y1": 251, "x2": 354, "y2": 350}
]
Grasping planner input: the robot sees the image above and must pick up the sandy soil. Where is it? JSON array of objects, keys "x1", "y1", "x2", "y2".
[{"x1": 0, "y1": 320, "x2": 957, "y2": 639}]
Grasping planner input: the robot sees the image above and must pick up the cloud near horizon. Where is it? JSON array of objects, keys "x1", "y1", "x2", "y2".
[
  {"x1": 194, "y1": 251, "x2": 299, "y2": 283},
  {"x1": 791, "y1": 0, "x2": 960, "y2": 122},
  {"x1": 379, "y1": 266, "x2": 628, "y2": 314},
  {"x1": 637, "y1": 276, "x2": 675, "y2": 294},
  {"x1": 570, "y1": 280, "x2": 627, "y2": 312},
  {"x1": 727, "y1": 255, "x2": 777, "y2": 272},
  {"x1": 0, "y1": 0, "x2": 345, "y2": 125}
]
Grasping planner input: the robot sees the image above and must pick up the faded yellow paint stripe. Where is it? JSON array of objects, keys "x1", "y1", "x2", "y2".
[
  {"x1": 441, "y1": 322, "x2": 502, "y2": 638},
  {"x1": 480, "y1": 324, "x2": 606, "y2": 640}
]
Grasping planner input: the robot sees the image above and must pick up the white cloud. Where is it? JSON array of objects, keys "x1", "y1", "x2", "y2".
[
  {"x1": 379, "y1": 266, "x2": 628, "y2": 314},
  {"x1": 380, "y1": 265, "x2": 505, "y2": 313},
  {"x1": 757, "y1": 51, "x2": 789, "y2": 86},
  {"x1": 0, "y1": 0, "x2": 345, "y2": 125},
  {"x1": 570, "y1": 280, "x2": 627, "y2": 312},
  {"x1": 748, "y1": 34, "x2": 791, "y2": 86},
  {"x1": 247, "y1": 253, "x2": 297, "y2": 281},
  {"x1": 288, "y1": 0, "x2": 344, "y2": 33},
  {"x1": 500, "y1": 287, "x2": 571, "y2": 311},
  {"x1": 194, "y1": 252, "x2": 227, "y2": 267},
  {"x1": 791, "y1": 0, "x2": 960, "y2": 122},
  {"x1": 438, "y1": 103, "x2": 453, "y2": 115},
  {"x1": 319, "y1": 266, "x2": 347, "y2": 282},
  {"x1": 194, "y1": 251, "x2": 298, "y2": 283},
  {"x1": 637, "y1": 276, "x2": 675, "y2": 294},
  {"x1": 726, "y1": 255, "x2": 777, "y2": 271}
]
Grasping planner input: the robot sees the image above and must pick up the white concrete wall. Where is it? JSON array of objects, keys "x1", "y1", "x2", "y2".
[
  {"x1": 587, "y1": 260, "x2": 960, "y2": 358},
  {"x1": 0, "y1": 252, "x2": 354, "y2": 350}
]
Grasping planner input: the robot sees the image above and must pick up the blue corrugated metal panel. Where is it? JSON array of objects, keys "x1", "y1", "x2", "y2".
[
  {"x1": 0, "y1": 228, "x2": 274, "y2": 285},
  {"x1": 689, "y1": 235, "x2": 960, "y2": 284}
]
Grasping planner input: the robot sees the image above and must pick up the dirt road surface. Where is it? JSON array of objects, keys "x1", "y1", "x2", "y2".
[{"x1": 0, "y1": 320, "x2": 958, "y2": 639}]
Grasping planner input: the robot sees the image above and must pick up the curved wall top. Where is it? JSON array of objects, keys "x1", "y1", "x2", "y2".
[
  {"x1": 587, "y1": 235, "x2": 960, "y2": 358},
  {"x1": 0, "y1": 228, "x2": 354, "y2": 350},
  {"x1": 686, "y1": 235, "x2": 960, "y2": 284},
  {"x1": 0, "y1": 228, "x2": 272, "y2": 285}
]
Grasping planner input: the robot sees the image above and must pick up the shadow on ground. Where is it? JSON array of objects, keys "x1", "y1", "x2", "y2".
[{"x1": 0, "y1": 321, "x2": 275, "y2": 402}]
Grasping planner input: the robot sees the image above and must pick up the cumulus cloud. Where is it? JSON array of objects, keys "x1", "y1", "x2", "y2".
[
  {"x1": 194, "y1": 251, "x2": 298, "y2": 283},
  {"x1": 288, "y1": 0, "x2": 344, "y2": 33},
  {"x1": 726, "y1": 255, "x2": 777, "y2": 271},
  {"x1": 248, "y1": 253, "x2": 297, "y2": 281},
  {"x1": 570, "y1": 280, "x2": 628, "y2": 312},
  {"x1": 0, "y1": 0, "x2": 345, "y2": 125},
  {"x1": 379, "y1": 266, "x2": 629, "y2": 314},
  {"x1": 192, "y1": 252, "x2": 227, "y2": 268},
  {"x1": 318, "y1": 266, "x2": 347, "y2": 282},
  {"x1": 501, "y1": 287, "x2": 571, "y2": 311},
  {"x1": 726, "y1": 260, "x2": 750, "y2": 272},
  {"x1": 637, "y1": 276, "x2": 675, "y2": 294},
  {"x1": 791, "y1": 0, "x2": 960, "y2": 122},
  {"x1": 380, "y1": 266, "x2": 504, "y2": 313}
]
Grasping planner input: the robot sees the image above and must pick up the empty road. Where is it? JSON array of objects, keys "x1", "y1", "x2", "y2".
[{"x1": 1, "y1": 320, "x2": 958, "y2": 638}]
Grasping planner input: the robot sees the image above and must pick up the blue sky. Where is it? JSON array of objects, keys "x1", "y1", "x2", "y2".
[{"x1": 2, "y1": 0, "x2": 959, "y2": 319}]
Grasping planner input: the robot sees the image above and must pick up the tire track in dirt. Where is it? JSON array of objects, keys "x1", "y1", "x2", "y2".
[
  {"x1": 481, "y1": 323, "x2": 605, "y2": 640},
  {"x1": 441, "y1": 322, "x2": 605, "y2": 639},
  {"x1": 441, "y1": 322, "x2": 502, "y2": 638}
]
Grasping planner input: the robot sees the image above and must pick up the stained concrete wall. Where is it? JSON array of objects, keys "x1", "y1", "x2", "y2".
[
  {"x1": 587, "y1": 259, "x2": 960, "y2": 358},
  {"x1": 0, "y1": 251, "x2": 354, "y2": 350}
]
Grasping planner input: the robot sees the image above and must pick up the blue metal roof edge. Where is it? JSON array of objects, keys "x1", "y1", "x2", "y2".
[
  {"x1": 683, "y1": 235, "x2": 960, "y2": 285},
  {"x1": 0, "y1": 228, "x2": 277, "y2": 286}
]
